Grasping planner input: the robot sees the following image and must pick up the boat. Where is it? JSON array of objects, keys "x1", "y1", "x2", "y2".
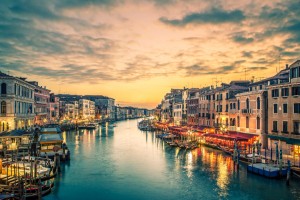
[
  {"x1": 78, "y1": 123, "x2": 97, "y2": 130},
  {"x1": 9, "y1": 161, "x2": 51, "y2": 178},
  {"x1": 38, "y1": 129, "x2": 70, "y2": 161}
]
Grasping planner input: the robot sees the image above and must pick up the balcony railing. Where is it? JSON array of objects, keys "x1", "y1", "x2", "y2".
[{"x1": 241, "y1": 109, "x2": 252, "y2": 114}]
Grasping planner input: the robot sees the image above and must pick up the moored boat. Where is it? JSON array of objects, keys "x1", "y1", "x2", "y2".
[{"x1": 38, "y1": 127, "x2": 70, "y2": 161}]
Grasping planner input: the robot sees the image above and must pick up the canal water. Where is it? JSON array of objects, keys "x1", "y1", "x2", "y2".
[{"x1": 45, "y1": 119, "x2": 300, "y2": 200}]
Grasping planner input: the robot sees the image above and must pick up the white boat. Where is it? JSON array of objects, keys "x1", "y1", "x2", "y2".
[{"x1": 10, "y1": 162, "x2": 51, "y2": 178}]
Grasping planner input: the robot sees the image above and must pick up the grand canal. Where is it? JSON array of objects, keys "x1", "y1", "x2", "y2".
[{"x1": 45, "y1": 119, "x2": 300, "y2": 200}]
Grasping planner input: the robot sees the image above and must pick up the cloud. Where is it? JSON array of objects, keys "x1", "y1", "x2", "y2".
[
  {"x1": 179, "y1": 63, "x2": 238, "y2": 77},
  {"x1": 247, "y1": 66, "x2": 268, "y2": 70},
  {"x1": 232, "y1": 34, "x2": 254, "y2": 44},
  {"x1": 160, "y1": 7, "x2": 245, "y2": 27},
  {"x1": 242, "y1": 51, "x2": 253, "y2": 58}
]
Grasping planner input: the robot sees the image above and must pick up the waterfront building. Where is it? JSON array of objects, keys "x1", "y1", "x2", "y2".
[
  {"x1": 214, "y1": 81, "x2": 249, "y2": 133},
  {"x1": 0, "y1": 72, "x2": 35, "y2": 131},
  {"x1": 79, "y1": 99, "x2": 95, "y2": 120},
  {"x1": 28, "y1": 81, "x2": 50, "y2": 125},
  {"x1": 89, "y1": 100, "x2": 95, "y2": 120},
  {"x1": 49, "y1": 93, "x2": 59, "y2": 123},
  {"x1": 235, "y1": 90, "x2": 268, "y2": 146},
  {"x1": 115, "y1": 106, "x2": 128, "y2": 120},
  {"x1": 267, "y1": 61, "x2": 300, "y2": 161},
  {"x1": 173, "y1": 101, "x2": 183, "y2": 126},
  {"x1": 65, "y1": 103, "x2": 75, "y2": 119},
  {"x1": 198, "y1": 86, "x2": 215, "y2": 127},
  {"x1": 154, "y1": 104, "x2": 162, "y2": 121},
  {"x1": 181, "y1": 88, "x2": 188, "y2": 125},
  {"x1": 161, "y1": 93, "x2": 172, "y2": 123},
  {"x1": 187, "y1": 89, "x2": 200, "y2": 126},
  {"x1": 95, "y1": 98, "x2": 115, "y2": 121}
]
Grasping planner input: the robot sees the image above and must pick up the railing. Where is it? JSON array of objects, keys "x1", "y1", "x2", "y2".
[{"x1": 241, "y1": 109, "x2": 252, "y2": 114}]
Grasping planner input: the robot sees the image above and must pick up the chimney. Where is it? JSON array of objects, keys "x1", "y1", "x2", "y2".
[{"x1": 286, "y1": 64, "x2": 289, "y2": 69}]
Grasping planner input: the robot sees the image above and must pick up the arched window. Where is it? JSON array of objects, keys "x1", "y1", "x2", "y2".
[
  {"x1": 246, "y1": 98, "x2": 250, "y2": 109},
  {"x1": 257, "y1": 117, "x2": 260, "y2": 129},
  {"x1": 237, "y1": 100, "x2": 240, "y2": 110},
  {"x1": 257, "y1": 97, "x2": 260, "y2": 109},
  {"x1": 226, "y1": 118, "x2": 228, "y2": 126},
  {"x1": 237, "y1": 116, "x2": 240, "y2": 127},
  {"x1": 1, "y1": 83, "x2": 7, "y2": 94},
  {"x1": 1, "y1": 101, "x2": 6, "y2": 114},
  {"x1": 232, "y1": 118, "x2": 236, "y2": 126}
]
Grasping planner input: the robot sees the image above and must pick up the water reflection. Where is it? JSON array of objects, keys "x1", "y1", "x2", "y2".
[{"x1": 46, "y1": 120, "x2": 300, "y2": 200}]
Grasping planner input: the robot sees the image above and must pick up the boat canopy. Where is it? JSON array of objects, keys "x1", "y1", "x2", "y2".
[
  {"x1": 39, "y1": 134, "x2": 63, "y2": 142},
  {"x1": 40, "y1": 127, "x2": 61, "y2": 134}
]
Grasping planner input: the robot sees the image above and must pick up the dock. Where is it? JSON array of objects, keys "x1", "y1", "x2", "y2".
[{"x1": 247, "y1": 163, "x2": 287, "y2": 178}]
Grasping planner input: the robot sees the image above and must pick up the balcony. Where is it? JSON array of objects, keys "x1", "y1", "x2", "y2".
[{"x1": 241, "y1": 109, "x2": 252, "y2": 114}]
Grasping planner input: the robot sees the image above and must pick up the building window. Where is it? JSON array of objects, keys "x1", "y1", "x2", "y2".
[
  {"x1": 293, "y1": 121, "x2": 300, "y2": 134},
  {"x1": 283, "y1": 103, "x2": 288, "y2": 113},
  {"x1": 233, "y1": 103, "x2": 236, "y2": 109},
  {"x1": 1, "y1": 83, "x2": 7, "y2": 94},
  {"x1": 294, "y1": 103, "x2": 300, "y2": 113},
  {"x1": 246, "y1": 116, "x2": 249, "y2": 128},
  {"x1": 291, "y1": 67, "x2": 299, "y2": 79},
  {"x1": 237, "y1": 116, "x2": 240, "y2": 127},
  {"x1": 259, "y1": 85, "x2": 263, "y2": 90},
  {"x1": 292, "y1": 86, "x2": 300, "y2": 96},
  {"x1": 246, "y1": 98, "x2": 250, "y2": 109},
  {"x1": 226, "y1": 104, "x2": 228, "y2": 112},
  {"x1": 273, "y1": 121, "x2": 278, "y2": 132},
  {"x1": 230, "y1": 103, "x2": 232, "y2": 110},
  {"x1": 281, "y1": 88, "x2": 289, "y2": 97},
  {"x1": 283, "y1": 121, "x2": 288, "y2": 133},
  {"x1": 237, "y1": 100, "x2": 240, "y2": 110},
  {"x1": 1, "y1": 101, "x2": 6, "y2": 114},
  {"x1": 257, "y1": 97, "x2": 260, "y2": 109},
  {"x1": 273, "y1": 104, "x2": 278, "y2": 113},
  {"x1": 271, "y1": 89, "x2": 279, "y2": 97},
  {"x1": 257, "y1": 117, "x2": 260, "y2": 129}
]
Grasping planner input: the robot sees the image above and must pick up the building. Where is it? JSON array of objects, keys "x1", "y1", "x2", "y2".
[
  {"x1": 187, "y1": 89, "x2": 200, "y2": 126},
  {"x1": 49, "y1": 93, "x2": 59, "y2": 123},
  {"x1": 0, "y1": 72, "x2": 35, "y2": 131},
  {"x1": 79, "y1": 99, "x2": 95, "y2": 120},
  {"x1": 235, "y1": 90, "x2": 267, "y2": 146},
  {"x1": 267, "y1": 61, "x2": 300, "y2": 161},
  {"x1": 94, "y1": 98, "x2": 115, "y2": 121},
  {"x1": 28, "y1": 81, "x2": 50, "y2": 125},
  {"x1": 214, "y1": 81, "x2": 250, "y2": 132},
  {"x1": 198, "y1": 86, "x2": 214, "y2": 127},
  {"x1": 173, "y1": 101, "x2": 183, "y2": 126}
]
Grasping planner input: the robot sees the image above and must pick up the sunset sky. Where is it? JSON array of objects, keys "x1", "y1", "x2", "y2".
[{"x1": 0, "y1": 0, "x2": 299, "y2": 108}]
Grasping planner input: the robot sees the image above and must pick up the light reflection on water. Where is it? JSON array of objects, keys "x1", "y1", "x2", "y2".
[{"x1": 45, "y1": 119, "x2": 300, "y2": 200}]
